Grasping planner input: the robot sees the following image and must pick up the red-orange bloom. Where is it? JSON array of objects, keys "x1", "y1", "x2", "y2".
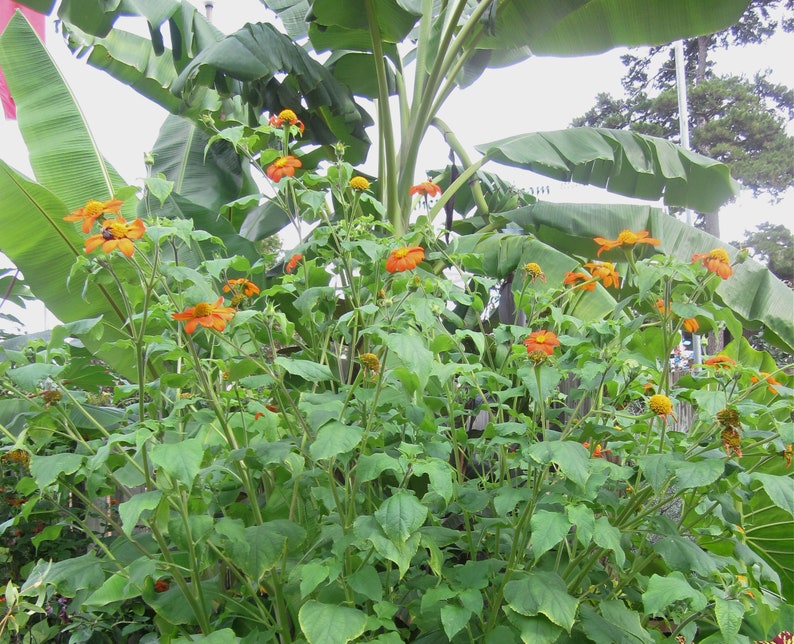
[
  {"x1": 704, "y1": 354, "x2": 736, "y2": 369},
  {"x1": 64, "y1": 198, "x2": 124, "y2": 233},
  {"x1": 584, "y1": 261, "x2": 620, "y2": 288},
  {"x1": 266, "y1": 156, "x2": 302, "y2": 182},
  {"x1": 682, "y1": 317, "x2": 699, "y2": 333},
  {"x1": 172, "y1": 297, "x2": 236, "y2": 334},
  {"x1": 409, "y1": 181, "x2": 441, "y2": 198},
  {"x1": 154, "y1": 580, "x2": 170, "y2": 593},
  {"x1": 563, "y1": 271, "x2": 596, "y2": 292},
  {"x1": 223, "y1": 278, "x2": 260, "y2": 297},
  {"x1": 285, "y1": 253, "x2": 303, "y2": 274},
  {"x1": 385, "y1": 246, "x2": 425, "y2": 273},
  {"x1": 750, "y1": 371, "x2": 781, "y2": 395},
  {"x1": 593, "y1": 229, "x2": 660, "y2": 257},
  {"x1": 582, "y1": 441, "x2": 611, "y2": 459},
  {"x1": 523, "y1": 330, "x2": 560, "y2": 356},
  {"x1": 84, "y1": 216, "x2": 146, "y2": 258},
  {"x1": 692, "y1": 248, "x2": 733, "y2": 279},
  {"x1": 269, "y1": 108, "x2": 305, "y2": 134}
]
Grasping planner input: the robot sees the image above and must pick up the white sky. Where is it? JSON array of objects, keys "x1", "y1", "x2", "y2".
[{"x1": 1, "y1": 0, "x2": 793, "y2": 333}]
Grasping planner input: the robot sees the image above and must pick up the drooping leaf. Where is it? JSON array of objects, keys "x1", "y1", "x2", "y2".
[
  {"x1": 642, "y1": 572, "x2": 707, "y2": 616},
  {"x1": 299, "y1": 600, "x2": 367, "y2": 644},
  {"x1": 504, "y1": 571, "x2": 578, "y2": 632}
]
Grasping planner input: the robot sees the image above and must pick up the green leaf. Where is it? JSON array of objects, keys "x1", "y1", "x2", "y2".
[
  {"x1": 309, "y1": 421, "x2": 363, "y2": 460},
  {"x1": 385, "y1": 332, "x2": 433, "y2": 389},
  {"x1": 354, "y1": 515, "x2": 420, "y2": 579},
  {"x1": 172, "y1": 630, "x2": 240, "y2": 644},
  {"x1": 298, "y1": 600, "x2": 367, "y2": 644},
  {"x1": 299, "y1": 562, "x2": 330, "y2": 598},
  {"x1": 275, "y1": 356, "x2": 335, "y2": 382},
  {"x1": 478, "y1": 128, "x2": 738, "y2": 214},
  {"x1": 579, "y1": 601, "x2": 653, "y2": 644},
  {"x1": 567, "y1": 505, "x2": 595, "y2": 546},
  {"x1": 529, "y1": 510, "x2": 571, "y2": 560},
  {"x1": 528, "y1": 440, "x2": 590, "y2": 489},
  {"x1": 29, "y1": 453, "x2": 83, "y2": 489},
  {"x1": 654, "y1": 535, "x2": 719, "y2": 577},
  {"x1": 642, "y1": 572, "x2": 707, "y2": 616},
  {"x1": 118, "y1": 491, "x2": 163, "y2": 537},
  {"x1": 670, "y1": 459, "x2": 724, "y2": 490},
  {"x1": 149, "y1": 439, "x2": 205, "y2": 489},
  {"x1": 503, "y1": 571, "x2": 578, "y2": 632},
  {"x1": 374, "y1": 492, "x2": 428, "y2": 543},
  {"x1": 6, "y1": 363, "x2": 63, "y2": 391},
  {"x1": 593, "y1": 516, "x2": 625, "y2": 567},
  {"x1": 227, "y1": 524, "x2": 287, "y2": 581},
  {"x1": 751, "y1": 473, "x2": 794, "y2": 517},
  {"x1": 714, "y1": 597, "x2": 745, "y2": 642},
  {"x1": 440, "y1": 603, "x2": 472, "y2": 640},
  {"x1": 84, "y1": 573, "x2": 139, "y2": 607}
]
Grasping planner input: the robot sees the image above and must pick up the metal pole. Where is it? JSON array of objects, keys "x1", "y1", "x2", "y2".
[
  {"x1": 674, "y1": 39, "x2": 702, "y2": 365},
  {"x1": 204, "y1": 1, "x2": 214, "y2": 22}
]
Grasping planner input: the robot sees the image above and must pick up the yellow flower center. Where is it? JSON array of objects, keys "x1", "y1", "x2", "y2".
[
  {"x1": 617, "y1": 230, "x2": 638, "y2": 244},
  {"x1": 524, "y1": 262, "x2": 542, "y2": 276},
  {"x1": 278, "y1": 109, "x2": 297, "y2": 122},
  {"x1": 709, "y1": 248, "x2": 730, "y2": 262},
  {"x1": 527, "y1": 350, "x2": 549, "y2": 364},
  {"x1": 359, "y1": 352, "x2": 380, "y2": 372},
  {"x1": 349, "y1": 176, "x2": 370, "y2": 191},
  {"x1": 194, "y1": 302, "x2": 214, "y2": 317},
  {"x1": 649, "y1": 394, "x2": 673, "y2": 416},
  {"x1": 84, "y1": 200, "x2": 105, "y2": 217},
  {"x1": 394, "y1": 248, "x2": 409, "y2": 259},
  {"x1": 107, "y1": 222, "x2": 129, "y2": 239},
  {"x1": 716, "y1": 407, "x2": 740, "y2": 428},
  {"x1": 536, "y1": 333, "x2": 547, "y2": 343},
  {"x1": 274, "y1": 157, "x2": 288, "y2": 168}
]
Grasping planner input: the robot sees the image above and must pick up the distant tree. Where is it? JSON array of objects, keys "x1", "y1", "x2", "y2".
[
  {"x1": 733, "y1": 222, "x2": 794, "y2": 283},
  {"x1": 573, "y1": 0, "x2": 794, "y2": 236}
]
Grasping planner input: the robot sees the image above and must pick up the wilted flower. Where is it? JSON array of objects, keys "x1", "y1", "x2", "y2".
[
  {"x1": 2, "y1": 449, "x2": 30, "y2": 467},
  {"x1": 266, "y1": 155, "x2": 302, "y2": 182},
  {"x1": 223, "y1": 278, "x2": 260, "y2": 298},
  {"x1": 269, "y1": 108, "x2": 305, "y2": 134},
  {"x1": 285, "y1": 253, "x2": 303, "y2": 274},
  {"x1": 172, "y1": 297, "x2": 236, "y2": 334},
  {"x1": 349, "y1": 176, "x2": 370, "y2": 191},
  {"x1": 704, "y1": 354, "x2": 736, "y2": 369},
  {"x1": 523, "y1": 262, "x2": 546, "y2": 283},
  {"x1": 716, "y1": 407, "x2": 741, "y2": 428},
  {"x1": 593, "y1": 229, "x2": 660, "y2": 257},
  {"x1": 359, "y1": 352, "x2": 380, "y2": 374},
  {"x1": 582, "y1": 442, "x2": 611, "y2": 459},
  {"x1": 750, "y1": 371, "x2": 781, "y2": 395},
  {"x1": 64, "y1": 198, "x2": 124, "y2": 233},
  {"x1": 692, "y1": 247, "x2": 733, "y2": 279},
  {"x1": 563, "y1": 271, "x2": 596, "y2": 292},
  {"x1": 682, "y1": 317, "x2": 699, "y2": 333},
  {"x1": 721, "y1": 427, "x2": 743, "y2": 458},
  {"x1": 386, "y1": 246, "x2": 425, "y2": 273},
  {"x1": 523, "y1": 330, "x2": 560, "y2": 356}
]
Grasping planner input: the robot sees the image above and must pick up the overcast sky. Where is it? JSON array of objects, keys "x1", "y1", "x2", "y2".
[{"x1": 1, "y1": 0, "x2": 792, "y2": 332}]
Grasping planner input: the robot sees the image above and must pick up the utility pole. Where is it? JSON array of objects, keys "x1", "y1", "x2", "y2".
[{"x1": 204, "y1": 1, "x2": 214, "y2": 22}]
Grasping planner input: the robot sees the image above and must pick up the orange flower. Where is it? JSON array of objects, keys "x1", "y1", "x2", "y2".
[
  {"x1": 750, "y1": 371, "x2": 781, "y2": 395},
  {"x1": 269, "y1": 108, "x2": 305, "y2": 134},
  {"x1": 523, "y1": 330, "x2": 560, "y2": 356},
  {"x1": 563, "y1": 271, "x2": 596, "y2": 292},
  {"x1": 64, "y1": 198, "x2": 124, "y2": 233},
  {"x1": 84, "y1": 216, "x2": 146, "y2": 258},
  {"x1": 266, "y1": 155, "x2": 302, "y2": 182},
  {"x1": 692, "y1": 247, "x2": 732, "y2": 279},
  {"x1": 582, "y1": 442, "x2": 611, "y2": 458},
  {"x1": 154, "y1": 580, "x2": 170, "y2": 593},
  {"x1": 583, "y1": 261, "x2": 620, "y2": 288},
  {"x1": 172, "y1": 297, "x2": 236, "y2": 334},
  {"x1": 285, "y1": 253, "x2": 303, "y2": 274},
  {"x1": 682, "y1": 317, "x2": 699, "y2": 333},
  {"x1": 223, "y1": 278, "x2": 260, "y2": 297},
  {"x1": 349, "y1": 176, "x2": 370, "y2": 191},
  {"x1": 385, "y1": 246, "x2": 425, "y2": 273},
  {"x1": 409, "y1": 181, "x2": 441, "y2": 198},
  {"x1": 593, "y1": 229, "x2": 660, "y2": 257},
  {"x1": 704, "y1": 354, "x2": 736, "y2": 369}
]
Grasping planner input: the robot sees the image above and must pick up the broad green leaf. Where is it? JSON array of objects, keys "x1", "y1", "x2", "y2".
[
  {"x1": 355, "y1": 515, "x2": 421, "y2": 578},
  {"x1": 478, "y1": 128, "x2": 738, "y2": 214},
  {"x1": 347, "y1": 565, "x2": 382, "y2": 603},
  {"x1": 593, "y1": 516, "x2": 625, "y2": 567},
  {"x1": 374, "y1": 492, "x2": 428, "y2": 543},
  {"x1": 6, "y1": 363, "x2": 62, "y2": 391},
  {"x1": 505, "y1": 611, "x2": 562, "y2": 644},
  {"x1": 227, "y1": 524, "x2": 287, "y2": 581},
  {"x1": 118, "y1": 491, "x2": 163, "y2": 537},
  {"x1": 412, "y1": 459, "x2": 454, "y2": 503},
  {"x1": 84, "y1": 573, "x2": 139, "y2": 607},
  {"x1": 299, "y1": 562, "x2": 329, "y2": 598},
  {"x1": 528, "y1": 440, "x2": 590, "y2": 489},
  {"x1": 504, "y1": 571, "x2": 578, "y2": 632},
  {"x1": 26, "y1": 552, "x2": 104, "y2": 596},
  {"x1": 276, "y1": 356, "x2": 335, "y2": 382},
  {"x1": 642, "y1": 572, "x2": 707, "y2": 616},
  {"x1": 307, "y1": 0, "x2": 419, "y2": 46},
  {"x1": 670, "y1": 459, "x2": 724, "y2": 490},
  {"x1": 385, "y1": 332, "x2": 433, "y2": 389},
  {"x1": 440, "y1": 603, "x2": 472, "y2": 640},
  {"x1": 654, "y1": 535, "x2": 719, "y2": 577},
  {"x1": 714, "y1": 597, "x2": 744, "y2": 642},
  {"x1": 149, "y1": 438, "x2": 205, "y2": 489},
  {"x1": 529, "y1": 510, "x2": 571, "y2": 560},
  {"x1": 309, "y1": 421, "x2": 363, "y2": 460},
  {"x1": 567, "y1": 505, "x2": 595, "y2": 546},
  {"x1": 299, "y1": 600, "x2": 367, "y2": 644},
  {"x1": 172, "y1": 630, "x2": 240, "y2": 644},
  {"x1": 751, "y1": 473, "x2": 794, "y2": 517},
  {"x1": 354, "y1": 452, "x2": 408, "y2": 483},
  {"x1": 29, "y1": 453, "x2": 84, "y2": 489}
]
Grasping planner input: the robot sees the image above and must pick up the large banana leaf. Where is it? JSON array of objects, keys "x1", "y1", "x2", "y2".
[
  {"x1": 476, "y1": 128, "x2": 739, "y2": 214},
  {"x1": 0, "y1": 13, "x2": 128, "y2": 212},
  {"x1": 502, "y1": 202, "x2": 794, "y2": 353}
]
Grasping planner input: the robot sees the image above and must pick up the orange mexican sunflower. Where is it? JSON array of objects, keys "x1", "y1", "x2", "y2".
[
  {"x1": 582, "y1": 442, "x2": 611, "y2": 458},
  {"x1": 583, "y1": 261, "x2": 620, "y2": 288},
  {"x1": 269, "y1": 108, "x2": 305, "y2": 134},
  {"x1": 593, "y1": 229, "x2": 660, "y2": 257},
  {"x1": 84, "y1": 216, "x2": 146, "y2": 258},
  {"x1": 409, "y1": 181, "x2": 442, "y2": 197},
  {"x1": 523, "y1": 330, "x2": 560, "y2": 356},
  {"x1": 386, "y1": 246, "x2": 425, "y2": 273},
  {"x1": 223, "y1": 278, "x2": 260, "y2": 297},
  {"x1": 285, "y1": 253, "x2": 303, "y2": 274},
  {"x1": 704, "y1": 354, "x2": 736, "y2": 369},
  {"x1": 750, "y1": 371, "x2": 781, "y2": 395},
  {"x1": 349, "y1": 176, "x2": 370, "y2": 191},
  {"x1": 682, "y1": 317, "x2": 699, "y2": 333},
  {"x1": 172, "y1": 297, "x2": 236, "y2": 334},
  {"x1": 563, "y1": 271, "x2": 596, "y2": 292},
  {"x1": 64, "y1": 198, "x2": 124, "y2": 233},
  {"x1": 692, "y1": 247, "x2": 732, "y2": 279},
  {"x1": 266, "y1": 155, "x2": 302, "y2": 182}
]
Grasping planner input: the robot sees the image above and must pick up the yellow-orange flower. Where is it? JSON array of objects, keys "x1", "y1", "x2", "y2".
[
  {"x1": 409, "y1": 181, "x2": 441, "y2": 198},
  {"x1": 593, "y1": 229, "x2": 660, "y2": 257},
  {"x1": 359, "y1": 352, "x2": 380, "y2": 374},
  {"x1": 582, "y1": 442, "x2": 611, "y2": 459},
  {"x1": 750, "y1": 371, "x2": 781, "y2": 395},
  {"x1": 172, "y1": 297, "x2": 236, "y2": 334},
  {"x1": 223, "y1": 278, "x2": 260, "y2": 297},
  {"x1": 523, "y1": 262, "x2": 546, "y2": 283},
  {"x1": 64, "y1": 198, "x2": 124, "y2": 233},
  {"x1": 269, "y1": 108, "x2": 305, "y2": 134},
  {"x1": 386, "y1": 246, "x2": 425, "y2": 273},
  {"x1": 563, "y1": 271, "x2": 596, "y2": 292},
  {"x1": 584, "y1": 261, "x2": 620, "y2": 288},
  {"x1": 692, "y1": 247, "x2": 732, "y2": 279},
  {"x1": 285, "y1": 253, "x2": 303, "y2": 274},
  {"x1": 704, "y1": 354, "x2": 736, "y2": 369},
  {"x1": 349, "y1": 176, "x2": 370, "y2": 191},
  {"x1": 84, "y1": 216, "x2": 146, "y2": 258},
  {"x1": 266, "y1": 155, "x2": 302, "y2": 182},
  {"x1": 523, "y1": 330, "x2": 560, "y2": 356},
  {"x1": 682, "y1": 317, "x2": 699, "y2": 333},
  {"x1": 649, "y1": 394, "x2": 674, "y2": 418}
]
